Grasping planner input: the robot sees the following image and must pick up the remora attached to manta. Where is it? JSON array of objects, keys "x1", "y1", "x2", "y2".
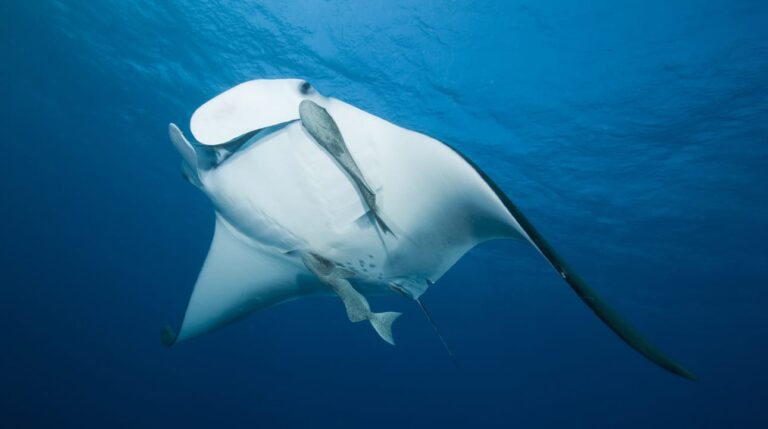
[
  {"x1": 163, "y1": 78, "x2": 696, "y2": 380},
  {"x1": 299, "y1": 99, "x2": 395, "y2": 236}
]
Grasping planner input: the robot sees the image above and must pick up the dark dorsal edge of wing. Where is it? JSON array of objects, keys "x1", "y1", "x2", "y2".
[{"x1": 445, "y1": 144, "x2": 696, "y2": 381}]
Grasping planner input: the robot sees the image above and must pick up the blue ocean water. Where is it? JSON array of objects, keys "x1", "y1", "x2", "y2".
[{"x1": 2, "y1": 0, "x2": 767, "y2": 427}]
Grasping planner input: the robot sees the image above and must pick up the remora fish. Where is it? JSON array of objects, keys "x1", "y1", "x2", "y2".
[{"x1": 301, "y1": 252, "x2": 401, "y2": 344}]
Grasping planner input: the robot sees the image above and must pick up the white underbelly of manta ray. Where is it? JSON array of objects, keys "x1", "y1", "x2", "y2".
[{"x1": 163, "y1": 78, "x2": 696, "y2": 380}]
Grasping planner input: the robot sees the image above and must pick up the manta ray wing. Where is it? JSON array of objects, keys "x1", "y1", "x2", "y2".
[
  {"x1": 166, "y1": 216, "x2": 323, "y2": 345},
  {"x1": 322, "y1": 99, "x2": 696, "y2": 379},
  {"x1": 445, "y1": 147, "x2": 698, "y2": 380},
  {"x1": 318, "y1": 99, "x2": 529, "y2": 282}
]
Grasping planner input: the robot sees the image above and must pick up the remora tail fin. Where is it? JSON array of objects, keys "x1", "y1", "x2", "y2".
[
  {"x1": 371, "y1": 210, "x2": 396, "y2": 237},
  {"x1": 369, "y1": 311, "x2": 401, "y2": 345}
]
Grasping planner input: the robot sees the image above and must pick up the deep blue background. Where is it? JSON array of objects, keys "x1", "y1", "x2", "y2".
[{"x1": 2, "y1": 1, "x2": 767, "y2": 427}]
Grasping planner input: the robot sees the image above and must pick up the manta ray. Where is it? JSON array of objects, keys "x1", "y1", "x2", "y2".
[{"x1": 163, "y1": 78, "x2": 695, "y2": 380}]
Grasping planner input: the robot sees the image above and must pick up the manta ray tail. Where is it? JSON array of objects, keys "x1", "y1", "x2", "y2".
[
  {"x1": 416, "y1": 298, "x2": 459, "y2": 367},
  {"x1": 369, "y1": 311, "x2": 401, "y2": 345}
]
